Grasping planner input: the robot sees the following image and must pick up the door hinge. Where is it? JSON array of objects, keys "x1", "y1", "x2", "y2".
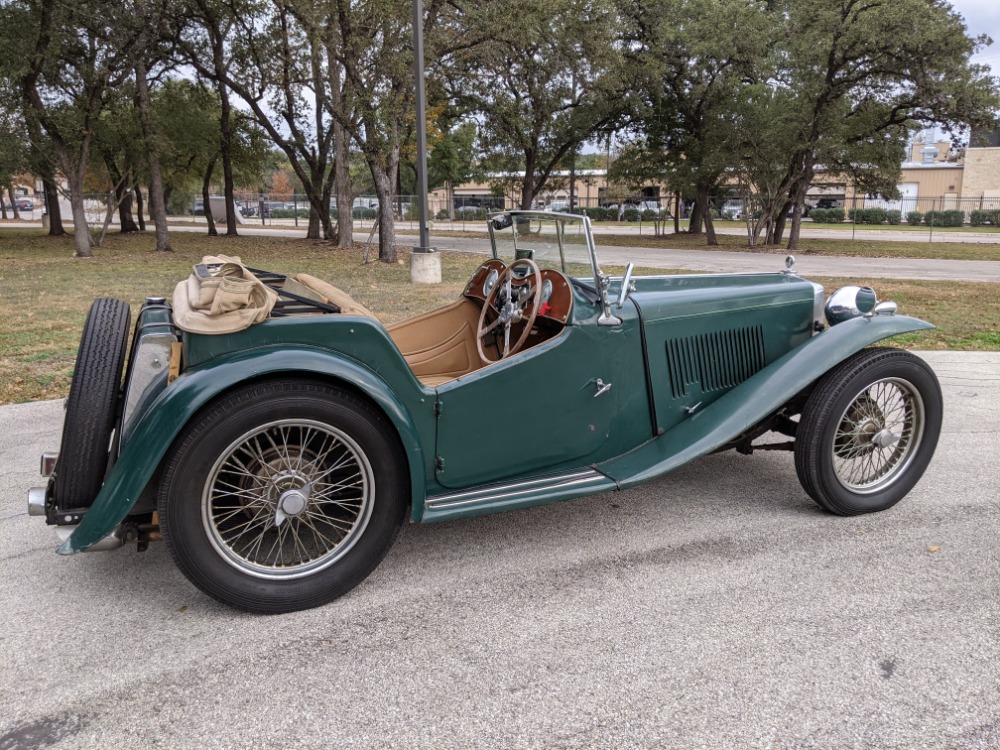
[
  {"x1": 433, "y1": 400, "x2": 442, "y2": 417},
  {"x1": 435, "y1": 456, "x2": 446, "y2": 471}
]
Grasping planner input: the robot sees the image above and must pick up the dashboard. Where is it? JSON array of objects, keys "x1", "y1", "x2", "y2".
[{"x1": 463, "y1": 259, "x2": 574, "y2": 326}]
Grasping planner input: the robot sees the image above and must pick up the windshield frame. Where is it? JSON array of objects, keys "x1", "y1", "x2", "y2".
[{"x1": 487, "y1": 210, "x2": 603, "y2": 289}]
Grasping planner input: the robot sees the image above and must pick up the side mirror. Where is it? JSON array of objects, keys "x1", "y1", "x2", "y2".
[{"x1": 616, "y1": 263, "x2": 635, "y2": 309}]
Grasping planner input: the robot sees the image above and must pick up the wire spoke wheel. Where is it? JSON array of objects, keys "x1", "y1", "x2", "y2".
[
  {"x1": 160, "y1": 381, "x2": 407, "y2": 613},
  {"x1": 830, "y1": 378, "x2": 924, "y2": 494},
  {"x1": 204, "y1": 419, "x2": 374, "y2": 579},
  {"x1": 795, "y1": 348, "x2": 942, "y2": 516}
]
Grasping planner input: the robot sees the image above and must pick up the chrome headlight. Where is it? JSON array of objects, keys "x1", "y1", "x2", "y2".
[{"x1": 825, "y1": 286, "x2": 877, "y2": 326}]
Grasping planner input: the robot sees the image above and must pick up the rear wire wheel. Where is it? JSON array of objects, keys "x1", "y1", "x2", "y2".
[
  {"x1": 159, "y1": 381, "x2": 408, "y2": 613},
  {"x1": 795, "y1": 347, "x2": 942, "y2": 515},
  {"x1": 53, "y1": 298, "x2": 131, "y2": 509}
]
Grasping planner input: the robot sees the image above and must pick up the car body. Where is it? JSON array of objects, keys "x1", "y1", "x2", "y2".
[
  {"x1": 16, "y1": 197, "x2": 34, "y2": 211},
  {"x1": 28, "y1": 211, "x2": 943, "y2": 613}
]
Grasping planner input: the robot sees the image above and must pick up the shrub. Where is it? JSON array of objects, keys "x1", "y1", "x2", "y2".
[
  {"x1": 435, "y1": 209, "x2": 450, "y2": 221},
  {"x1": 811, "y1": 208, "x2": 845, "y2": 224},
  {"x1": 583, "y1": 207, "x2": 612, "y2": 222},
  {"x1": 865, "y1": 207, "x2": 887, "y2": 225},
  {"x1": 269, "y1": 208, "x2": 310, "y2": 219},
  {"x1": 885, "y1": 210, "x2": 902, "y2": 225},
  {"x1": 622, "y1": 207, "x2": 640, "y2": 222},
  {"x1": 969, "y1": 209, "x2": 1000, "y2": 227},
  {"x1": 924, "y1": 209, "x2": 964, "y2": 227},
  {"x1": 640, "y1": 209, "x2": 659, "y2": 221},
  {"x1": 906, "y1": 211, "x2": 923, "y2": 226},
  {"x1": 352, "y1": 207, "x2": 377, "y2": 220}
]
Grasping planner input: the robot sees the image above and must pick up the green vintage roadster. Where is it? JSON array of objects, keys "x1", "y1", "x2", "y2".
[{"x1": 28, "y1": 211, "x2": 942, "y2": 612}]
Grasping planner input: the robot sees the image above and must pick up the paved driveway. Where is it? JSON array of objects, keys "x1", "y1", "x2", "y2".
[{"x1": 1, "y1": 351, "x2": 998, "y2": 749}]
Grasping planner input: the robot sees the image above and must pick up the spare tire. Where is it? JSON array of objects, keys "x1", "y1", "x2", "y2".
[{"x1": 54, "y1": 298, "x2": 131, "y2": 509}]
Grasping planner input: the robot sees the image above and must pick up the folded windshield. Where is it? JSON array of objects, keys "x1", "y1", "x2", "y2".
[{"x1": 488, "y1": 211, "x2": 599, "y2": 282}]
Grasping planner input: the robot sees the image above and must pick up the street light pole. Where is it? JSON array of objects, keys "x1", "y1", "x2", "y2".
[{"x1": 411, "y1": 0, "x2": 431, "y2": 251}]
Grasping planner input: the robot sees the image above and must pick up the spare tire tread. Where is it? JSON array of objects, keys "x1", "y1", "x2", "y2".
[{"x1": 53, "y1": 298, "x2": 131, "y2": 509}]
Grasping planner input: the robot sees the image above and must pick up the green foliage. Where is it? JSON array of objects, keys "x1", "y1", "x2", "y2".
[
  {"x1": 809, "y1": 208, "x2": 845, "y2": 224},
  {"x1": 923, "y1": 210, "x2": 965, "y2": 227},
  {"x1": 907, "y1": 211, "x2": 924, "y2": 225},
  {"x1": 464, "y1": 0, "x2": 626, "y2": 207},
  {"x1": 969, "y1": 209, "x2": 1000, "y2": 226},
  {"x1": 885, "y1": 210, "x2": 902, "y2": 225}
]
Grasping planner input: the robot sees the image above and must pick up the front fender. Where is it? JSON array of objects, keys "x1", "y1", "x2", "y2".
[
  {"x1": 58, "y1": 346, "x2": 428, "y2": 554},
  {"x1": 597, "y1": 313, "x2": 934, "y2": 487}
]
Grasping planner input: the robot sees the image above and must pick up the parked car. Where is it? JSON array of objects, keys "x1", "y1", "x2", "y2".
[
  {"x1": 16, "y1": 198, "x2": 34, "y2": 211},
  {"x1": 721, "y1": 200, "x2": 744, "y2": 220},
  {"x1": 28, "y1": 210, "x2": 943, "y2": 613}
]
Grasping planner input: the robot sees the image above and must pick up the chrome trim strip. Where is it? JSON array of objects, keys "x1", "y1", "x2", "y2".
[{"x1": 427, "y1": 469, "x2": 606, "y2": 510}]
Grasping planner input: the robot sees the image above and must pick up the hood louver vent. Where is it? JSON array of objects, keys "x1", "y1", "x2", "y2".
[{"x1": 666, "y1": 325, "x2": 766, "y2": 399}]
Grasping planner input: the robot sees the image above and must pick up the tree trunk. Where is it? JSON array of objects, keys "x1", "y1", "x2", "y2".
[
  {"x1": 42, "y1": 176, "x2": 64, "y2": 236},
  {"x1": 770, "y1": 201, "x2": 792, "y2": 245},
  {"x1": 217, "y1": 83, "x2": 238, "y2": 236},
  {"x1": 689, "y1": 199, "x2": 703, "y2": 234},
  {"x1": 8, "y1": 187, "x2": 20, "y2": 220},
  {"x1": 370, "y1": 159, "x2": 398, "y2": 263},
  {"x1": 0, "y1": 197, "x2": 7, "y2": 220},
  {"x1": 673, "y1": 193, "x2": 680, "y2": 234},
  {"x1": 134, "y1": 57, "x2": 171, "y2": 252},
  {"x1": 104, "y1": 158, "x2": 139, "y2": 233},
  {"x1": 786, "y1": 169, "x2": 813, "y2": 251},
  {"x1": 134, "y1": 182, "x2": 146, "y2": 231},
  {"x1": 66, "y1": 164, "x2": 93, "y2": 257},
  {"x1": 447, "y1": 181, "x2": 455, "y2": 222},
  {"x1": 330, "y1": 60, "x2": 353, "y2": 247},
  {"x1": 520, "y1": 151, "x2": 536, "y2": 209},
  {"x1": 333, "y1": 119, "x2": 353, "y2": 246},
  {"x1": 117, "y1": 185, "x2": 138, "y2": 233},
  {"x1": 203, "y1": 155, "x2": 218, "y2": 236}
]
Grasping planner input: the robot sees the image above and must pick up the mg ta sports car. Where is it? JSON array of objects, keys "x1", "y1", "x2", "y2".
[{"x1": 28, "y1": 211, "x2": 942, "y2": 613}]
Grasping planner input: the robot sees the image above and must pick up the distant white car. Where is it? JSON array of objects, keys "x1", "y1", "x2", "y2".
[{"x1": 721, "y1": 201, "x2": 744, "y2": 220}]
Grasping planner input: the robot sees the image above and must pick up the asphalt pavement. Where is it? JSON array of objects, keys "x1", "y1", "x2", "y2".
[{"x1": 1, "y1": 351, "x2": 998, "y2": 749}]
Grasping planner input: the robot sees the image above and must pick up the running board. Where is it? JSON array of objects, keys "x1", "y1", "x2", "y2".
[{"x1": 421, "y1": 468, "x2": 617, "y2": 523}]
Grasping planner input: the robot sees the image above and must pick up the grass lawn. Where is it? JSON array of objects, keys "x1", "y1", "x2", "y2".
[{"x1": 1, "y1": 228, "x2": 997, "y2": 404}]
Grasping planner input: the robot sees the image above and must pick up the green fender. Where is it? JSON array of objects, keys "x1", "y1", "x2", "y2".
[
  {"x1": 58, "y1": 346, "x2": 428, "y2": 554},
  {"x1": 597, "y1": 313, "x2": 934, "y2": 487}
]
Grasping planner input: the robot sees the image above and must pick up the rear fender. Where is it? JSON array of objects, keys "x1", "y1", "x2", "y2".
[
  {"x1": 58, "y1": 346, "x2": 427, "y2": 554},
  {"x1": 598, "y1": 314, "x2": 934, "y2": 487}
]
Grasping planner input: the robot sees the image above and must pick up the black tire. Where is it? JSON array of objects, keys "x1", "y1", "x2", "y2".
[
  {"x1": 795, "y1": 347, "x2": 942, "y2": 515},
  {"x1": 158, "y1": 380, "x2": 408, "y2": 613},
  {"x1": 54, "y1": 298, "x2": 131, "y2": 509}
]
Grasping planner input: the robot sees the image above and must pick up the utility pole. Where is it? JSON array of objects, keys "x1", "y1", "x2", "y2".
[{"x1": 410, "y1": 0, "x2": 440, "y2": 282}]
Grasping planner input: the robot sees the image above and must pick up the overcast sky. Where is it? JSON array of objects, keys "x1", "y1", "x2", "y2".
[{"x1": 951, "y1": 0, "x2": 1000, "y2": 75}]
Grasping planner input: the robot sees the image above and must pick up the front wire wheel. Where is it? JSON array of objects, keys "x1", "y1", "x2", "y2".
[
  {"x1": 795, "y1": 348, "x2": 942, "y2": 515},
  {"x1": 159, "y1": 381, "x2": 407, "y2": 613}
]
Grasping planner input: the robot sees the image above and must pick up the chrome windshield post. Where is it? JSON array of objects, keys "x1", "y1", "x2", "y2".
[{"x1": 597, "y1": 273, "x2": 622, "y2": 327}]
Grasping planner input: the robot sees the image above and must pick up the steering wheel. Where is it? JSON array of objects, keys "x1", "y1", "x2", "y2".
[{"x1": 476, "y1": 259, "x2": 543, "y2": 363}]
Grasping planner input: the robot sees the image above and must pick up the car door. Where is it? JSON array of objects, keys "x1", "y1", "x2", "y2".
[{"x1": 433, "y1": 324, "x2": 620, "y2": 489}]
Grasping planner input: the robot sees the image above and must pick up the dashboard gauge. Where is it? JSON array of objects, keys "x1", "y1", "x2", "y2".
[
  {"x1": 483, "y1": 268, "x2": 500, "y2": 297},
  {"x1": 541, "y1": 279, "x2": 553, "y2": 303}
]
